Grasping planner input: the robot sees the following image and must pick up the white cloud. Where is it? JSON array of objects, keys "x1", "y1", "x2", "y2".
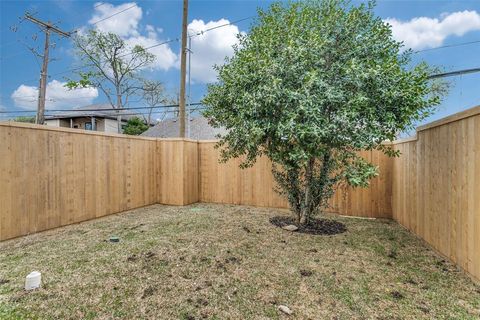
[
  {"x1": 125, "y1": 32, "x2": 177, "y2": 71},
  {"x1": 86, "y1": 4, "x2": 243, "y2": 81},
  {"x1": 188, "y1": 19, "x2": 242, "y2": 83},
  {"x1": 385, "y1": 10, "x2": 480, "y2": 50},
  {"x1": 89, "y1": 2, "x2": 142, "y2": 37},
  {"x1": 11, "y1": 80, "x2": 98, "y2": 110},
  {"x1": 87, "y1": 2, "x2": 177, "y2": 71}
]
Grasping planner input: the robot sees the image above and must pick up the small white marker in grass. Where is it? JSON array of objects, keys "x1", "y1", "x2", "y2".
[
  {"x1": 278, "y1": 305, "x2": 293, "y2": 315},
  {"x1": 25, "y1": 271, "x2": 41, "y2": 290}
]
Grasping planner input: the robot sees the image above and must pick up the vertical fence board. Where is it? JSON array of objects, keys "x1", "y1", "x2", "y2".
[
  {"x1": 197, "y1": 142, "x2": 391, "y2": 217},
  {"x1": 0, "y1": 123, "x2": 159, "y2": 240},
  {"x1": 1, "y1": 106, "x2": 479, "y2": 282},
  {"x1": 391, "y1": 106, "x2": 480, "y2": 282}
]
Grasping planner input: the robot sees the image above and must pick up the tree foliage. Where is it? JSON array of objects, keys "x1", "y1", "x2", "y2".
[
  {"x1": 203, "y1": 0, "x2": 444, "y2": 225},
  {"x1": 123, "y1": 117, "x2": 149, "y2": 135},
  {"x1": 142, "y1": 80, "x2": 167, "y2": 125},
  {"x1": 66, "y1": 30, "x2": 155, "y2": 132},
  {"x1": 13, "y1": 116, "x2": 36, "y2": 123}
]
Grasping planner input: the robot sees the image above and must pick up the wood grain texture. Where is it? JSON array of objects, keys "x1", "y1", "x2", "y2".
[
  {"x1": 157, "y1": 139, "x2": 199, "y2": 206},
  {"x1": 392, "y1": 110, "x2": 480, "y2": 282},
  {"x1": 1, "y1": 105, "x2": 479, "y2": 283},
  {"x1": 0, "y1": 123, "x2": 157, "y2": 241},
  {"x1": 198, "y1": 142, "x2": 392, "y2": 218}
]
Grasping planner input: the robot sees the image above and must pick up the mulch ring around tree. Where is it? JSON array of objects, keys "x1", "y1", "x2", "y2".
[{"x1": 269, "y1": 216, "x2": 347, "y2": 235}]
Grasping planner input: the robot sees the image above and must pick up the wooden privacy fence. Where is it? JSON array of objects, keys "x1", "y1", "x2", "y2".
[
  {"x1": 0, "y1": 122, "x2": 393, "y2": 242},
  {"x1": 198, "y1": 143, "x2": 392, "y2": 218},
  {"x1": 0, "y1": 105, "x2": 479, "y2": 281},
  {"x1": 392, "y1": 106, "x2": 480, "y2": 282},
  {"x1": 0, "y1": 123, "x2": 158, "y2": 241}
]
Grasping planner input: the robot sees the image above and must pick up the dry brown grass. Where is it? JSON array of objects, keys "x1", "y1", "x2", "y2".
[{"x1": 1, "y1": 203, "x2": 479, "y2": 319}]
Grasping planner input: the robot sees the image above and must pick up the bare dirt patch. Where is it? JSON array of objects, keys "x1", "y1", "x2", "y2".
[{"x1": 270, "y1": 215, "x2": 347, "y2": 235}]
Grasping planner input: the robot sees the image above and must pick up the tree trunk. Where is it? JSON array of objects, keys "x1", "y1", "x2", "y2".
[
  {"x1": 317, "y1": 151, "x2": 332, "y2": 213},
  {"x1": 147, "y1": 107, "x2": 153, "y2": 126},
  {"x1": 295, "y1": 208, "x2": 302, "y2": 225},
  {"x1": 299, "y1": 158, "x2": 315, "y2": 226},
  {"x1": 117, "y1": 114, "x2": 122, "y2": 133},
  {"x1": 116, "y1": 92, "x2": 122, "y2": 133}
]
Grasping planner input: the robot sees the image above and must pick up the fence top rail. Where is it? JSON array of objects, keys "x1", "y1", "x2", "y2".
[
  {"x1": 2, "y1": 105, "x2": 478, "y2": 145},
  {"x1": 0, "y1": 121, "x2": 198, "y2": 143},
  {"x1": 392, "y1": 104, "x2": 479, "y2": 144},
  {"x1": 416, "y1": 105, "x2": 480, "y2": 132},
  {"x1": 392, "y1": 136, "x2": 418, "y2": 145}
]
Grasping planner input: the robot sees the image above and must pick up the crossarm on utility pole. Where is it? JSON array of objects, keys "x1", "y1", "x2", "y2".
[
  {"x1": 36, "y1": 29, "x2": 50, "y2": 124},
  {"x1": 24, "y1": 14, "x2": 71, "y2": 124}
]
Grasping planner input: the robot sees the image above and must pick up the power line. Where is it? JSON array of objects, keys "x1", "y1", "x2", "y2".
[
  {"x1": 9, "y1": 14, "x2": 252, "y2": 88},
  {"x1": 62, "y1": 3, "x2": 138, "y2": 39},
  {"x1": 88, "y1": 4, "x2": 137, "y2": 27},
  {"x1": 117, "y1": 38, "x2": 179, "y2": 59},
  {"x1": 117, "y1": 15, "x2": 252, "y2": 59},
  {"x1": 11, "y1": 93, "x2": 95, "y2": 101},
  {"x1": 414, "y1": 40, "x2": 480, "y2": 54},
  {"x1": 189, "y1": 16, "x2": 253, "y2": 38},
  {"x1": 24, "y1": 14, "x2": 72, "y2": 125},
  {"x1": 2, "y1": 5, "x2": 139, "y2": 63},
  {"x1": 9, "y1": 65, "x2": 479, "y2": 107},
  {"x1": 0, "y1": 108, "x2": 206, "y2": 118},
  {"x1": 0, "y1": 103, "x2": 204, "y2": 114},
  {"x1": 428, "y1": 67, "x2": 480, "y2": 79},
  {"x1": 93, "y1": 2, "x2": 106, "y2": 9}
]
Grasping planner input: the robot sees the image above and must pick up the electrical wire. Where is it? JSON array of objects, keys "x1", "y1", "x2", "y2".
[
  {"x1": 427, "y1": 67, "x2": 480, "y2": 79},
  {"x1": 93, "y1": 2, "x2": 106, "y2": 9},
  {"x1": 0, "y1": 102, "x2": 204, "y2": 114},
  {"x1": 413, "y1": 40, "x2": 480, "y2": 54},
  {"x1": 117, "y1": 38, "x2": 179, "y2": 59},
  {"x1": 118, "y1": 15, "x2": 252, "y2": 59},
  {"x1": 189, "y1": 16, "x2": 253, "y2": 38},
  {"x1": 9, "y1": 14, "x2": 253, "y2": 86},
  {"x1": 1, "y1": 4, "x2": 138, "y2": 63},
  {"x1": 0, "y1": 108, "x2": 206, "y2": 118},
  {"x1": 88, "y1": 4, "x2": 137, "y2": 26}
]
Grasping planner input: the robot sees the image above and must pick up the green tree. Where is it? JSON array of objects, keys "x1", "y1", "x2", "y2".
[
  {"x1": 123, "y1": 117, "x2": 149, "y2": 135},
  {"x1": 203, "y1": 0, "x2": 444, "y2": 226},
  {"x1": 142, "y1": 80, "x2": 167, "y2": 125},
  {"x1": 66, "y1": 30, "x2": 155, "y2": 133},
  {"x1": 13, "y1": 116, "x2": 35, "y2": 123}
]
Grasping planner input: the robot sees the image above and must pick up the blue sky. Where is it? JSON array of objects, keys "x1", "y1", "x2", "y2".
[{"x1": 1, "y1": 0, "x2": 479, "y2": 130}]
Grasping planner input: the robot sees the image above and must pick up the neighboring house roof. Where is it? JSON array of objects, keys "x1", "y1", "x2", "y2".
[
  {"x1": 141, "y1": 116, "x2": 227, "y2": 140},
  {"x1": 45, "y1": 103, "x2": 140, "y2": 122}
]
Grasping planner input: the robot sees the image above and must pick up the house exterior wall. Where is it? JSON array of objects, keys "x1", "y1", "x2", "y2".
[
  {"x1": 45, "y1": 119, "x2": 60, "y2": 127},
  {"x1": 45, "y1": 117, "x2": 125, "y2": 133},
  {"x1": 58, "y1": 119, "x2": 71, "y2": 128},
  {"x1": 104, "y1": 118, "x2": 121, "y2": 133},
  {"x1": 72, "y1": 117, "x2": 93, "y2": 130}
]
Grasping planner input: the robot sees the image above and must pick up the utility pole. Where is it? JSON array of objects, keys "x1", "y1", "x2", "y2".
[
  {"x1": 25, "y1": 14, "x2": 70, "y2": 124},
  {"x1": 179, "y1": 0, "x2": 189, "y2": 138},
  {"x1": 187, "y1": 35, "x2": 192, "y2": 139}
]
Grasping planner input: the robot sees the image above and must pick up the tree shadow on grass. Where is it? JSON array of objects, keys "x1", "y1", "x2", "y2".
[{"x1": 270, "y1": 216, "x2": 347, "y2": 235}]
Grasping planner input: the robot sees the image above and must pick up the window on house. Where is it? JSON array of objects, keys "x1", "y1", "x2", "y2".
[
  {"x1": 73, "y1": 125, "x2": 79, "y2": 129},
  {"x1": 85, "y1": 122, "x2": 93, "y2": 130}
]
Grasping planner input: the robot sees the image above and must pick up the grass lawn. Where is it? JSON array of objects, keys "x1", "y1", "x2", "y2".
[{"x1": 1, "y1": 204, "x2": 479, "y2": 319}]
